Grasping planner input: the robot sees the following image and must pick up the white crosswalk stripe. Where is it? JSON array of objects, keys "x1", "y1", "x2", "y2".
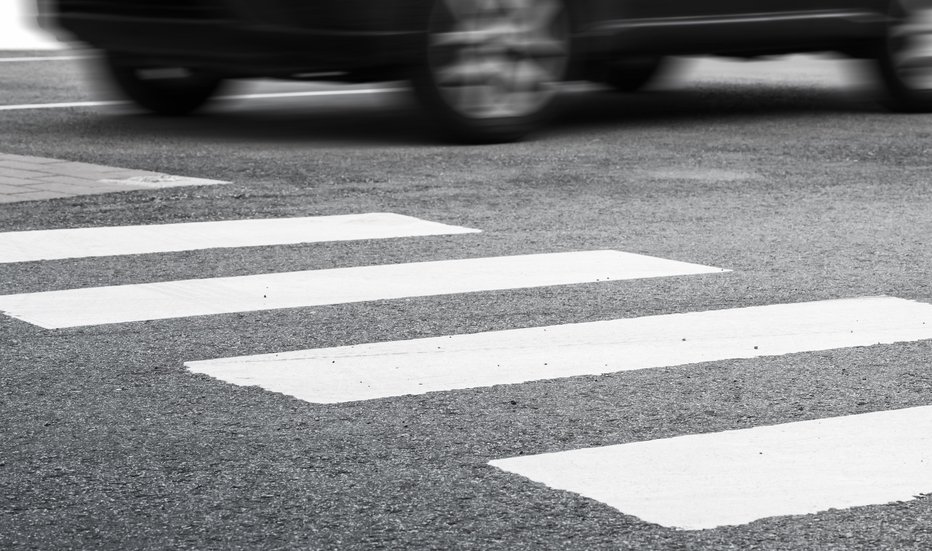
[
  {"x1": 0, "y1": 249, "x2": 726, "y2": 329},
  {"x1": 489, "y1": 405, "x2": 932, "y2": 530},
  {"x1": 0, "y1": 213, "x2": 479, "y2": 263},
  {"x1": 185, "y1": 296, "x2": 932, "y2": 403}
]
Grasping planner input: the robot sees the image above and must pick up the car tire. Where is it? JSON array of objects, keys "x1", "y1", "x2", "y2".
[
  {"x1": 602, "y1": 56, "x2": 666, "y2": 93},
  {"x1": 104, "y1": 54, "x2": 224, "y2": 116},
  {"x1": 875, "y1": 0, "x2": 932, "y2": 111},
  {"x1": 412, "y1": 0, "x2": 571, "y2": 143}
]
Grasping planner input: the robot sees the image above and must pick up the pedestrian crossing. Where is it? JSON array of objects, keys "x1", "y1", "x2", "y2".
[{"x1": 2, "y1": 210, "x2": 932, "y2": 532}]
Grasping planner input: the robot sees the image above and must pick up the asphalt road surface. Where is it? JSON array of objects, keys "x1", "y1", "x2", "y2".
[{"x1": 1, "y1": 50, "x2": 932, "y2": 550}]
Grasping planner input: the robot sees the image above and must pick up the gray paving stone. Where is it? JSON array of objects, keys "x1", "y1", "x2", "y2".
[
  {"x1": 1, "y1": 155, "x2": 69, "y2": 165},
  {"x1": 28, "y1": 182, "x2": 87, "y2": 194},
  {"x1": 0, "y1": 166, "x2": 51, "y2": 179},
  {"x1": 0, "y1": 190, "x2": 67, "y2": 202},
  {"x1": 57, "y1": 161, "x2": 145, "y2": 175},
  {"x1": 0, "y1": 183, "x2": 29, "y2": 194},
  {"x1": 101, "y1": 175, "x2": 225, "y2": 189},
  {"x1": 47, "y1": 165, "x2": 143, "y2": 179},
  {"x1": 0, "y1": 160, "x2": 65, "y2": 173},
  {"x1": 0, "y1": 152, "x2": 229, "y2": 203},
  {"x1": 31, "y1": 175, "x2": 103, "y2": 186},
  {"x1": 0, "y1": 175, "x2": 28, "y2": 187}
]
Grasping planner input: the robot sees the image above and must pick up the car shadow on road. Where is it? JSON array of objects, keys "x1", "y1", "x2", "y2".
[
  {"x1": 46, "y1": 80, "x2": 885, "y2": 148},
  {"x1": 550, "y1": 81, "x2": 880, "y2": 130}
]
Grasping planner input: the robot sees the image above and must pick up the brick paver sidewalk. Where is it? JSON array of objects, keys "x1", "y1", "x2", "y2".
[{"x1": 0, "y1": 153, "x2": 228, "y2": 203}]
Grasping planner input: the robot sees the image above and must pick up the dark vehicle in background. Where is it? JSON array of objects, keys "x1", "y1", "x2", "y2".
[{"x1": 37, "y1": 0, "x2": 932, "y2": 142}]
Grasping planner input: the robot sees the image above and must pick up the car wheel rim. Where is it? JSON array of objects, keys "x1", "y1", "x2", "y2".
[
  {"x1": 427, "y1": 0, "x2": 569, "y2": 119},
  {"x1": 890, "y1": 2, "x2": 932, "y2": 90}
]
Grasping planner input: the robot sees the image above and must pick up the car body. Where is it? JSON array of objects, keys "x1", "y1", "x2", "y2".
[{"x1": 37, "y1": 0, "x2": 932, "y2": 141}]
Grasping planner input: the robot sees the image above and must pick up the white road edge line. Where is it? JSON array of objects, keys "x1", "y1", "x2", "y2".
[
  {"x1": 0, "y1": 88, "x2": 404, "y2": 111},
  {"x1": 490, "y1": 403, "x2": 932, "y2": 530},
  {"x1": 0, "y1": 250, "x2": 725, "y2": 329},
  {"x1": 0, "y1": 213, "x2": 480, "y2": 263},
  {"x1": 185, "y1": 296, "x2": 932, "y2": 404},
  {"x1": 0, "y1": 99, "x2": 123, "y2": 111},
  {"x1": 0, "y1": 56, "x2": 88, "y2": 62}
]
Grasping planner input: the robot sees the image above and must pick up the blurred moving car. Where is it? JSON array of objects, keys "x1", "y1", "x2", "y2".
[{"x1": 37, "y1": 0, "x2": 932, "y2": 142}]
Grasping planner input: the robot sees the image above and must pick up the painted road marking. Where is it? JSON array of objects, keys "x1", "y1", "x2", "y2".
[
  {"x1": 0, "y1": 213, "x2": 480, "y2": 263},
  {"x1": 0, "y1": 100, "x2": 124, "y2": 111},
  {"x1": 0, "y1": 56, "x2": 86, "y2": 62},
  {"x1": 0, "y1": 250, "x2": 724, "y2": 329},
  {"x1": 0, "y1": 89, "x2": 403, "y2": 112},
  {"x1": 185, "y1": 296, "x2": 932, "y2": 404},
  {"x1": 490, "y1": 404, "x2": 932, "y2": 530}
]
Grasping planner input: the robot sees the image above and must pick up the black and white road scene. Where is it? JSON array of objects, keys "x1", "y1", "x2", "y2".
[{"x1": 2, "y1": 0, "x2": 932, "y2": 549}]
